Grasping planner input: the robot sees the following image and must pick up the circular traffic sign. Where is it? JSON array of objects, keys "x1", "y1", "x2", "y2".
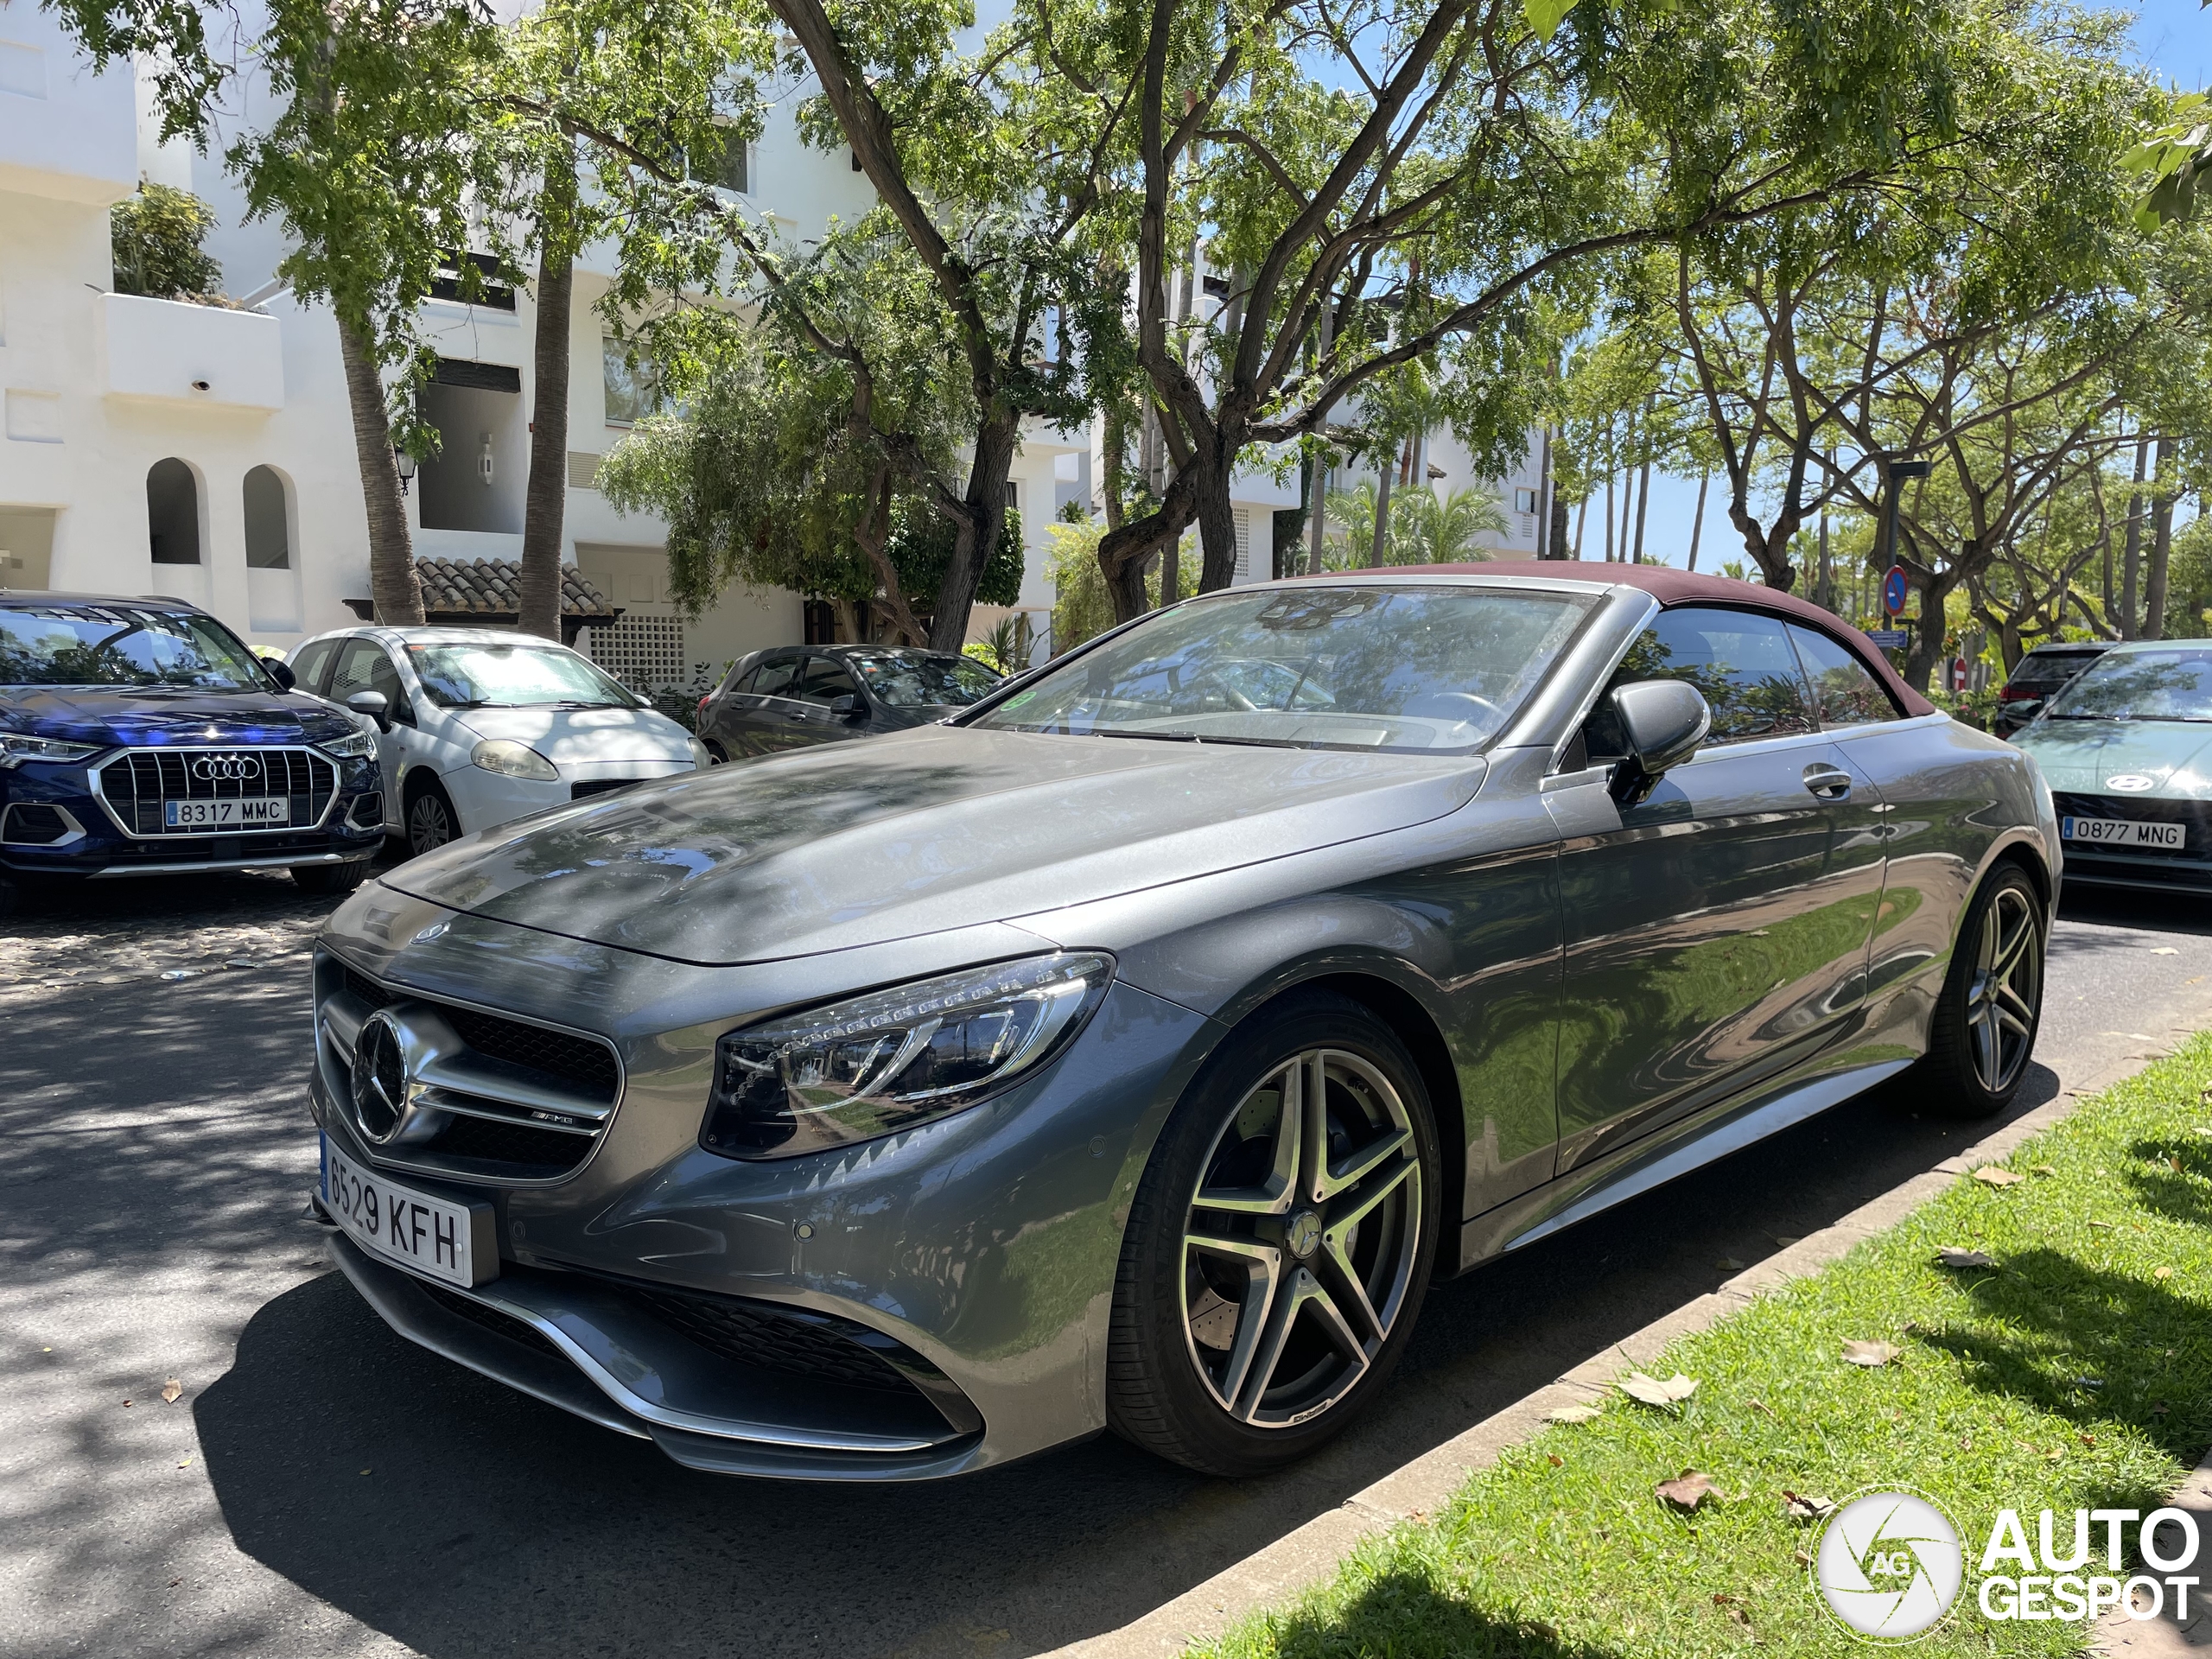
[{"x1": 1882, "y1": 567, "x2": 1909, "y2": 616}]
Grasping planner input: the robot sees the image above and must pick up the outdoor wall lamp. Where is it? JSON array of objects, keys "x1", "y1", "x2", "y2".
[
  {"x1": 479, "y1": 432, "x2": 495, "y2": 487},
  {"x1": 393, "y1": 448, "x2": 417, "y2": 496}
]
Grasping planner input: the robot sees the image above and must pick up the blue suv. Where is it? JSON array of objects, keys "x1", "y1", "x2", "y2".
[{"x1": 0, "y1": 592, "x2": 385, "y2": 917}]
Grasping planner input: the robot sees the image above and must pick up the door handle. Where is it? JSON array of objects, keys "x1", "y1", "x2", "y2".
[{"x1": 1802, "y1": 763, "x2": 1853, "y2": 802}]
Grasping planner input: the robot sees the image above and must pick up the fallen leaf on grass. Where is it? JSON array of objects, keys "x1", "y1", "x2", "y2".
[
  {"x1": 2195, "y1": 1127, "x2": 2212, "y2": 1138},
  {"x1": 1795, "y1": 1549, "x2": 1813, "y2": 1567},
  {"x1": 1937, "y1": 1247, "x2": 1997, "y2": 1268},
  {"x1": 1656, "y1": 1469, "x2": 1717, "y2": 1509},
  {"x1": 1843, "y1": 1340, "x2": 1902, "y2": 1367},
  {"x1": 2154, "y1": 1402, "x2": 2171, "y2": 1416},
  {"x1": 1973, "y1": 1166, "x2": 2024, "y2": 1187},
  {"x1": 2079, "y1": 1433, "x2": 2098, "y2": 1447},
  {"x1": 2031, "y1": 1164, "x2": 2056, "y2": 1177},
  {"x1": 160, "y1": 1378, "x2": 181, "y2": 1405},
  {"x1": 1619, "y1": 1370, "x2": 1699, "y2": 1407},
  {"x1": 1546, "y1": 1403, "x2": 1605, "y2": 1424},
  {"x1": 1548, "y1": 1453, "x2": 1563, "y2": 1467},
  {"x1": 1725, "y1": 1606, "x2": 1751, "y2": 1627},
  {"x1": 1783, "y1": 1491, "x2": 1836, "y2": 1522},
  {"x1": 1748, "y1": 1398, "x2": 1778, "y2": 1419},
  {"x1": 2089, "y1": 1219, "x2": 2116, "y2": 1229},
  {"x1": 2157, "y1": 1266, "x2": 2175, "y2": 1281}
]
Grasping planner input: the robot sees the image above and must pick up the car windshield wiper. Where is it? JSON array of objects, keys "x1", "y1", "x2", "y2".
[{"x1": 1087, "y1": 727, "x2": 1199, "y2": 742}]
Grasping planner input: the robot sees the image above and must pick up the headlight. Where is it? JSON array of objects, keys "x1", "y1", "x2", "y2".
[
  {"x1": 321, "y1": 729, "x2": 378, "y2": 760},
  {"x1": 701, "y1": 953, "x2": 1114, "y2": 1160},
  {"x1": 470, "y1": 739, "x2": 558, "y2": 781},
  {"x1": 0, "y1": 734, "x2": 101, "y2": 769},
  {"x1": 688, "y1": 736, "x2": 714, "y2": 770}
]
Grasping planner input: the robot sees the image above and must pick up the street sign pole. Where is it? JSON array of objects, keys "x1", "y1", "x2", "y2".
[{"x1": 1880, "y1": 456, "x2": 1932, "y2": 658}]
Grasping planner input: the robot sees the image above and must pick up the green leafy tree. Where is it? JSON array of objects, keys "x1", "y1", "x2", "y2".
[
  {"x1": 1323, "y1": 482, "x2": 1509, "y2": 567},
  {"x1": 109, "y1": 183, "x2": 222, "y2": 300}
]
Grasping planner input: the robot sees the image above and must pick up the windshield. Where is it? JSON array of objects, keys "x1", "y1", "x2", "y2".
[
  {"x1": 971, "y1": 585, "x2": 1595, "y2": 752},
  {"x1": 0, "y1": 605, "x2": 270, "y2": 692},
  {"x1": 2047, "y1": 648, "x2": 2212, "y2": 722},
  {"x1": 406, "y1": 642, "x2": 639, "y2": 709},
  {"x1": 849, "y1": 652, "x2": 1001, "y2": 709},
  {"x1": 2011, "y1": 652, "x2": 2103, "y2": 690}
]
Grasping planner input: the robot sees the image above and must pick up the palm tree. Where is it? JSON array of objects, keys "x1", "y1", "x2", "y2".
[{"x1": 1327, "y1": 482, "x2": 1510, "y2": 567}]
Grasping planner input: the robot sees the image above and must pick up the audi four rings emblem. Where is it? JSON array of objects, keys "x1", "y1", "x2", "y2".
[{"x1": 191, "y1": 753, "x2": 264, "y2": 783}]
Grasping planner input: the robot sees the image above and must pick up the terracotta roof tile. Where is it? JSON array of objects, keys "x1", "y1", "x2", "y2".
[{"x1": 412, "y1": 557, "x2": 619, "y2": 620}]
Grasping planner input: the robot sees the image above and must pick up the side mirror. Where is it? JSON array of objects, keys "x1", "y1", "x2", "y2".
[
  {"x1": 1606, "y1": 679, "x2": 1711, "y2": 806},
  {"x1": 346, "y1": 690, "x2": 391, "y2": 733},
  {"x1": 265, "y1": 658, "x2": 297, "y2": 692},
  {"x1": 828, "y1": 694, "x2": 866, "y2": 723}
]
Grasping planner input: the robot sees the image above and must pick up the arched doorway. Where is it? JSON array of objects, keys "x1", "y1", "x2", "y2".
[
  {"x1": 146, "y1": 459, "x2": 201, "y2": 565},
  {"x1": 243, "y1": 466, "x2": 291, "y2": 569}
]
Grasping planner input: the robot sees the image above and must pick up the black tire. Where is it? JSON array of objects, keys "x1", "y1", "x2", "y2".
[
  {"x1": 291, "y1": 859, "x2": 372, "y2": 898},
  {"x1": 1920, "y1": 862, "x2": 2046, "y2": 1117},
  {"x1": 404, "y1": 779, "x2": 460, "y2": 858},
  {"x1": 703, "y1": 740, "x2": 730, "y2": 765},
  {"x1": 1107, "y1": 989, "x2": 1440, "y2": 1477},
  {"x1": 0, "y1": 873, "x2": 18, "y2": 922}
]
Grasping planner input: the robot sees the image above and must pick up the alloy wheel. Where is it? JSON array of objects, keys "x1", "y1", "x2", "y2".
[
  {"x1": 1967, "y1": 885, "x2": 2039, "y2": 1093},
  {"x1": 409, "y1": 793, "x2": 454, "y2": 855},
  {"x1": 1180, "y1": 1048, "x2": 1423, "y2": 1428}
]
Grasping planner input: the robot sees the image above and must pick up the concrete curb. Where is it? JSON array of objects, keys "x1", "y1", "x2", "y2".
[{"x1": 1050, "y1": 1031, "x2": 2210, "y2": 1659}]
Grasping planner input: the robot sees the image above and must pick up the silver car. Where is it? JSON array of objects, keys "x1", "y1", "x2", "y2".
[{"x1": 308, "y1": 564, "x2": 2058, "y2": 1481}]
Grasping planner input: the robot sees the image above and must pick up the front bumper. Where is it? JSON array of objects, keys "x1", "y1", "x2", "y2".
[
  {"x1": 306, "y1": 908, "x2": 1218, "y2": 1478},
  {"x1": 1, "y1": 752, "x2": 383, "y2": 879},
  {"x1": 322, "y1": 1230, "x2": 988, "y2": 1479},
  {"x1": 2053, "y1": 791, "x2": 2212, "y2": 894}
]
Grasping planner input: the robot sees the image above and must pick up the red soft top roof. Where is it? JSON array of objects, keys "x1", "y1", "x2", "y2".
[{"x1": 1301, "y1": 558, "x2": 1936, "y2": 719}]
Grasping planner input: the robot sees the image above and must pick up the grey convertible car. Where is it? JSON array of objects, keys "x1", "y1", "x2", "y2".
[{"x1": 308, "y1": 563, "x2": 2058, "y2": 1481}]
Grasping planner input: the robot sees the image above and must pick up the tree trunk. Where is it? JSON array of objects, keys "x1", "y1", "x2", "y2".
[
  {"x1": 1630, "y1": 453, "x2": 1652, "y2": 565},
  {"x1": 2144, "y1": 435, "x2": 2177, "y2": 641},
  {"x1": 338, "y1": 315, "x2": 424, "y2": 626},
  {"x1": 1369, "y1": 446, "x2": 1395, "y2": 569},
  {"x1": 518, "y1": 148, "x2": 578, "y2": 644},
  {"x1": 930, "y1": 416, "x2": 1019, "y2": 653},
  {"x1": 1687, "y1": 473, "x2": 1707, "y2": 573},
  {"x1": 1101, "y1": 404, "x2": 1127, "y2": 531},
  {"x1": 1573, "y1": 490, "x2": 1588, "y2": 559},
  {"x1": 1602, "y1": 469, "x2": 1614, "y2": 563},
  {"x1": 2120, "y1": 436, "x2": 2148, "y2": 639}
]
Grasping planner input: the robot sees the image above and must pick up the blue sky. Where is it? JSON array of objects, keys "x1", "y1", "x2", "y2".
[{"x1": 1624, "y1": 0, "x2": 2208, "y2": 569}]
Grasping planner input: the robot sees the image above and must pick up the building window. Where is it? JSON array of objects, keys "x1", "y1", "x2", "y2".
[
  {"x1": 1514, "y1": 486, "x2": 1539, "y2": 515},
  {"x1": 692, "y1": 126, "x2": 749, "y2": 194},
  {"x1": 602, "y1": 338, "x2": 664, "y2": 427},
  {"x1": 146, "y1": 458, "x2": 200, "y2": 565},
  {"x1": 243, "y1": 466, "x2": 290, "y2": 569}
]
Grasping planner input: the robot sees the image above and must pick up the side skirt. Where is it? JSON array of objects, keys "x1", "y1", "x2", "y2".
[{"x1": 1456, "y1": 1055, "x2": 1914, "y2": 1270}]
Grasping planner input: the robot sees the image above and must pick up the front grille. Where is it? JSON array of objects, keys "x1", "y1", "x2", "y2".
[
  {"x1": 2054, "y1": 792, "x2": 2212, "y2": 861},
  {"x1": 0, "y1": 803, "x2": 74, "y2": 845},
  {"x1": 321, "y1": 956, "x2": 621, "y2": 1181},
  {"x1": 418, "y1": 1281, "x2": 567, "y2": 1359},
  {"x1": 592, "y1": 1275, "x2": 924, "y2": 1397},
  {"x1": 95, "y1": 747, "x2": 339, "y2": 836},
  {"x1": 444, "y1": 1007, "x2": 620, "y2": 1100},
  {"x1": 570, "y1": 778, "x2": 641, "y2": 801}
]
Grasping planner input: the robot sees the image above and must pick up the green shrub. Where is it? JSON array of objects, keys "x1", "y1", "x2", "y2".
[{"x1": 111, "y1": 184, "x2": 223, "y2": 302}]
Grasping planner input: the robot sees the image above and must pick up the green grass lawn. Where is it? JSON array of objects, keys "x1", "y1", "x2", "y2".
[{"x1": 1195, "y1": 1037, "x2": 2212, "y2": 1659}]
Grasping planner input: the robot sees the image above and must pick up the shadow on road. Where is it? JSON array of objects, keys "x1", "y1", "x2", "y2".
[{"x1": 181, "y1": 1060, "x2": 2054, "y2": 1659}]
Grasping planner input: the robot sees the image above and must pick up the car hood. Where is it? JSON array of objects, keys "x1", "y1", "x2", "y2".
[
  {"x1": 453, "y1": 702, "x2": 696, "y2": 764},
  {"x1": 0, "y1": 684, "x2": 357, "y2": 747},
  {"x1": 2012, "y1": 718, "x2": 2212, "y2": 797},
  {"x1": 380, "y1": 723, "x2": 1490, "y2": 964}
]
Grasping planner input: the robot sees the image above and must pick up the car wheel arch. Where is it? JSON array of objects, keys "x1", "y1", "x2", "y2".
[{"x1": 1141, "y1": 965, "x2": 1468, "y2": 1260}]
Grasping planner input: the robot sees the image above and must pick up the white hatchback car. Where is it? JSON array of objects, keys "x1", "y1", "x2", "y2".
[{"x1": 285, "y1": 626, "x2": 709, "y2": 856}]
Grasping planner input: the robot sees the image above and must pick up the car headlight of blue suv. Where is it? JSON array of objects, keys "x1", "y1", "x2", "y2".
[{"x1": 0, "y1": 734, "x2": 103, "y2": 768}]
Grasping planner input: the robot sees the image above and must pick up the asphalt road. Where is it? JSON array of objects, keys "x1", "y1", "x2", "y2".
[{"x1": 7, "y1": 879, "x2": 2212, "y2": 1659}]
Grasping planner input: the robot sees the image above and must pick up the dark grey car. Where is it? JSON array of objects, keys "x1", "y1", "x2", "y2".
[
  {"x1": 307, "y1": 563, "x2": 2058, "y2": 1482},
  {"x1": 696, "y1": 645, "x2": 1001, "y2": 761}
]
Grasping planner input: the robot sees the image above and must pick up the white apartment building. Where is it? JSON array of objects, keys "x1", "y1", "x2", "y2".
[{"x1": 0, "y1": 2, "x2": 1543, "y2": 680}]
